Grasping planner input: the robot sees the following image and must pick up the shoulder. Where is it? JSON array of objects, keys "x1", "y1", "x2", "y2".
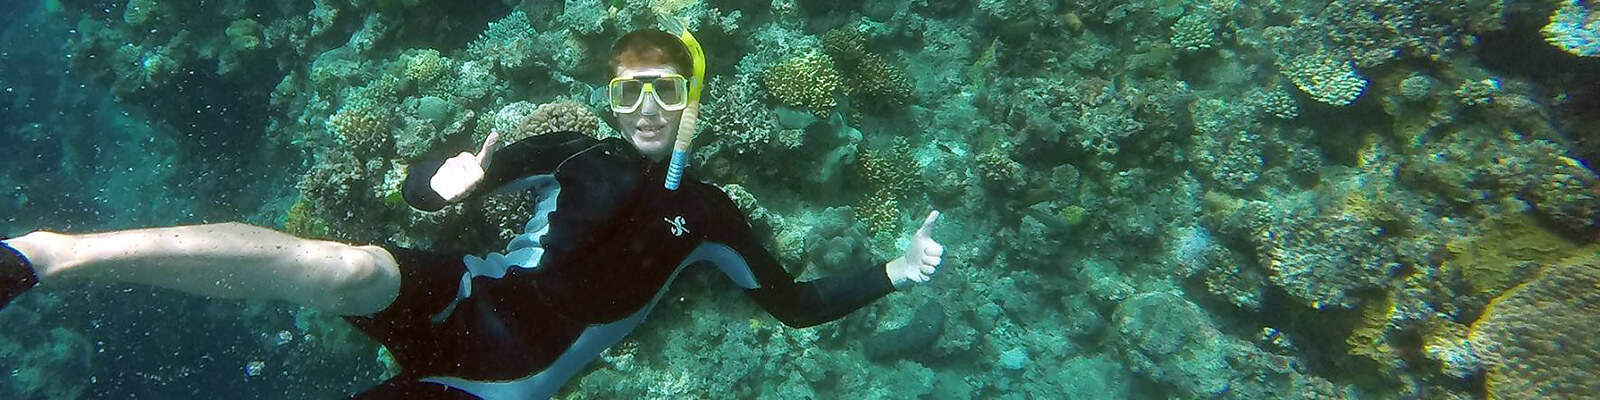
[{"x1": 682, "y1": 180, "x2": 757, "y2": 223}]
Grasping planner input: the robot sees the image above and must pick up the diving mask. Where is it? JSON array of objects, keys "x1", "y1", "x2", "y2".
[{"x1": 608, "y1": 74, "x2": 689, "y2": 113}]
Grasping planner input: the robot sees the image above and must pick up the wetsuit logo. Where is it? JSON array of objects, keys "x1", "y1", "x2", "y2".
[{"x1": 664, "y1": 215, "x2": 689, "y2": 237}]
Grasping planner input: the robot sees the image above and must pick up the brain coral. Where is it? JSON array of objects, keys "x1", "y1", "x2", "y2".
[
  {"x1": 484, "y1": 100, "x2": 600, "y2": 144},
  {"x1": 1469, "y1": 254, "x2": 1600, "y2": 399},
  {"x1": 521, "y1": 100, "x2": 600, "y2": 140}
]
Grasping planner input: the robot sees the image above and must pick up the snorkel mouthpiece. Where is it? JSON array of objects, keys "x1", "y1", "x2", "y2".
[{"x1": 662, "y1": 18, "x2": 705, "y2": 190}]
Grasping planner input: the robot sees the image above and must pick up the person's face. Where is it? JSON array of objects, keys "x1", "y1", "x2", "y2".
[{"x1": 613, "y1": 64, "x2": 684, "y2": 162}]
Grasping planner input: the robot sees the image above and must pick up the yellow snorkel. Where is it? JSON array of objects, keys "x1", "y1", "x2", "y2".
[{"x1": 661, "y1": 17, "x2": 705, "y2": 190}]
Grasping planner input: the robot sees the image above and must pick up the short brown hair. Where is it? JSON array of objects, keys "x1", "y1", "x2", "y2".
[{"x1": 609, "y1": 29, "x2": 694, "y2": 78}]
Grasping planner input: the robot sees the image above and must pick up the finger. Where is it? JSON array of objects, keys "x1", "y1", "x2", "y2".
[
  {"x1": 476, "y1": 131, "x2": 501, "y2": 168},
  {"x1": 917, "y1": 210, "x2": 941, "y2": 235},
  {"x1": 923, "y1": 244, "x2": 943, "y2": 257},
  {"x1": 919, "y1": 264, "x2": 936, "y2": 275},
  {"x1": 921, "y1": 255, "x2": 940, "y2": 266},
  {"x1": 911, "y1": 273, "x2": 928, "y2": 283}
]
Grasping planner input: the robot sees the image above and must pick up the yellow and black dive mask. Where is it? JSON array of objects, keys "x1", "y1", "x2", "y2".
[{"x1": 608, "y1": 73, "x2": 689, "y2": 114}]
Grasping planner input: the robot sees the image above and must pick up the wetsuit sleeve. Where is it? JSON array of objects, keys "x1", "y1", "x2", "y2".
[
  {"x1": 401, "y1": 131, "x2": 600, "y2": 211},
  {"x1": 702, "y1": 186, "x2": 896, "y2": 329}
]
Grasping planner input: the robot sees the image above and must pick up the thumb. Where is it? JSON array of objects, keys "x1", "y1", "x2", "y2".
[
  {"x1": 916, "y1": 210, "x2": 940, "y2": 238},
  {"x1": 476, "y1": 130, "x2": 501, "y2": 169}
]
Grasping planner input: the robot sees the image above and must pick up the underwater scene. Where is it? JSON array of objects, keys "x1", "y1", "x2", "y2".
[{"x1": 1, "y1": 0, "x2": 1598, "y2": 398}]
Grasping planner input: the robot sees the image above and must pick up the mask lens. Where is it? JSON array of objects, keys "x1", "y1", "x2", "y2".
[
  {"x1": 653, "y1": 77, "x2": 687, "y2": 108},
  {"x1": 610, "y1": 79, "x2": 645, "y2": 111}
]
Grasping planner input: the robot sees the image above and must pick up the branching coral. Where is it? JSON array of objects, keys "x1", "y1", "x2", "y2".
[
  {"x1": 762, "y1": 51, "x2": 843, "y2": 118},
  {"x1": 466, "y1": 10, "x2": 539, "y2": 72},
  {"x1": 854, "y1": 139, "x2": 922, "y2": 234},
  {"x1": 822, "y1": 27, "x2": 868, "y2": 65},
  {"x1": 1170, "y1": 13, "x2": 1219, "y2": 52},
  {"x1": 327, "y1": 103, "x2": 394, "y2": 154},
  {"x1": 846, "y1": 54, "x2": 914, "y2": 110}
]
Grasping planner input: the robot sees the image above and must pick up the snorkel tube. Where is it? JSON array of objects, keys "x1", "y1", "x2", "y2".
[{"x1": 661, "y1": 17, "x2": 705, "y2": 190}]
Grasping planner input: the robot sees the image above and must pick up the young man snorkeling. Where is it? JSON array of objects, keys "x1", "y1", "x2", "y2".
[{"x1": 0, "y1": 28, "x2": 946, "y2": 399}]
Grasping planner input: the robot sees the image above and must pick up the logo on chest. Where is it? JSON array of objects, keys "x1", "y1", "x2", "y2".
[{"x1": 663, "y1": 215, "x2": 689, "y2": 237}]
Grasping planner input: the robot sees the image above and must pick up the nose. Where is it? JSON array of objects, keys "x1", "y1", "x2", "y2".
[{"x1": 639, "y1": 93, "x2": 661, "y2": 116}]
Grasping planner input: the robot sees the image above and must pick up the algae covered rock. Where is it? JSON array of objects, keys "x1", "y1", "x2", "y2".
[
  {"x1": 1112, "y1": 292, "x2": 1234, "y2": 397},
  {"x1": 863, "y1": 301, "x2": 946, "y2": 362}
]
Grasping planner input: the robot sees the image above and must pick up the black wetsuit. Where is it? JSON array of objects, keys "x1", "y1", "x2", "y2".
[{"x1": 345, "y1": 131, "x2": 896, "y2": 399}]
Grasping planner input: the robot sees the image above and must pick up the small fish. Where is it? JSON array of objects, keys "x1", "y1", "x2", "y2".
[
  {"x1": 588, "y1": 84, "x2": 606, "y2": 105},
  {"x1": 933, "y1": 141, "x2": 966, "y2": 157}
]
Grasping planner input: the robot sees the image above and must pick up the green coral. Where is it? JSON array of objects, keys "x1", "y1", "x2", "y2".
[
  {"x1": 225, "y1": 19, "x2": 263, "y2": 51},
  {"x1": 1469, "y1": 253, "x2": 1600, "y2": 399},
  {"x1": 762, "y1": 51, "x2": 843, "y2": 118},
  {"x1": 283, "y1": 196, "x2": 331, "y2": 239}
]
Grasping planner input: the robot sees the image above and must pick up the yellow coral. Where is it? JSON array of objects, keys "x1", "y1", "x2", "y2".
[
  {"x1": 855, "y1": 188, "x2": 901, "y2": 235},
  {"x1": 822, "y1": 27, "x2": 867, "y2": 64},
  {"x1": 847, "y1": 54, "x2": 913, "y2": 109},
  {"x1": 1470, "y1": 253, "x2": 1600, "y2": 399},
  {"x1": 403, "y1": 49, "x2": 448, "y2": 84},
  {"x1": 1420, "y1": 318, "x2": 1472, "y2": 376},
  {"x1": 762, "y1": 51, "x2": 842, "y2": 118},
  {"x1": 1445, "y1": 213, "x2": 1596, "y2": 297},
  {"x1": 1345, "y1": 291, "x2": 1398, "y2": 366}
]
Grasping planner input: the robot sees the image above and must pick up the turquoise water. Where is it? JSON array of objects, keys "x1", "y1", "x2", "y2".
[{"x1": 1, "y1": 0, "x2": 1597, "y2": 398}]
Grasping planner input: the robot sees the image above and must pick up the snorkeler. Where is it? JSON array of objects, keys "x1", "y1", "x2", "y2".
[{"x1": 0, "y1": 27, "x2": 945, "y2": 399}]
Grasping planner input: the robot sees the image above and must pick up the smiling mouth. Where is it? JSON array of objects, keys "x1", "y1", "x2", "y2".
[{"x1": 636, "y1": 126, "x2": 665, "y2": 137}]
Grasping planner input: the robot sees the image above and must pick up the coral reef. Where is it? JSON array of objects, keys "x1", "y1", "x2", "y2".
[{"x1": 6, "y1": 0, "x2": 1600, "y2": 398}]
